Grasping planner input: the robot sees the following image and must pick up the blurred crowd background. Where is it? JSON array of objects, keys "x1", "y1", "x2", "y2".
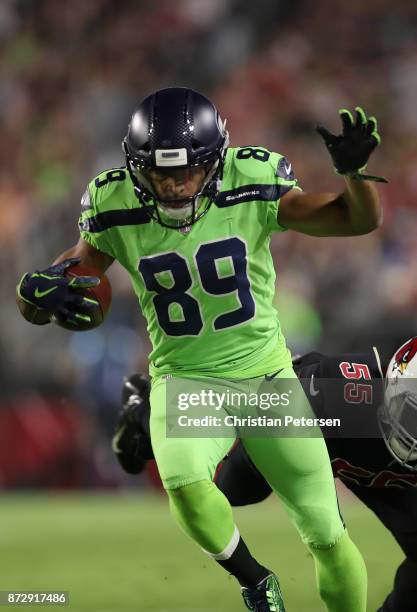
[{"x1": 1, "y1": 0, "x2": 417, "y2": 488}]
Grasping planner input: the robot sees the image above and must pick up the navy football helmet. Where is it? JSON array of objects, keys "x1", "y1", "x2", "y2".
[{"x1": 123, "y1": 87, "x2": 229, "y2": 228}]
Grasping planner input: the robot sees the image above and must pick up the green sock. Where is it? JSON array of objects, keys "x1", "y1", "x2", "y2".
[
  {"x1": 169, "y1": 480, "x2": 271, "y2": 588},
  {"x1": 309, "y1": 530, "x2": 367, "y2": 612},
  {"x1": 168, "y1": 480, "x2": 235, "y2": 554}
]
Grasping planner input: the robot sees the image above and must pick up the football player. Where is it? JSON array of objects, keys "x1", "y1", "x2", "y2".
[
  {"x1": 116, "y1": 337, "x2": 417, "y2": 612},
  {"x1": 17, "y1": 87, "x2": 386, "y2": 611}
]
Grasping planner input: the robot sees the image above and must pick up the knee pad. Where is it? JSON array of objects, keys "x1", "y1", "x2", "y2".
[
  {"x1": 295, "y1": 503, "x2": 345, "y2": 549},
  {"x1": 167, "y1": 480, "x2": 235, "y2": 554},
  {"x1": 168, "y1": 480, "x2": 213, "y2": 520}
]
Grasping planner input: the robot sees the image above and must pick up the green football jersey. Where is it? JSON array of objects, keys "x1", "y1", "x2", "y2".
[{"x1": 79, "y1": 146, "x2": 300, "y2": 378}]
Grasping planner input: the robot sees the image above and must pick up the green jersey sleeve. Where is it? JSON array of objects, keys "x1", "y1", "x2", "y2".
[
  {"x1": 78, "y1": 168, "x2": 131, "y2": 259},
  {"x1": 265, "y1": 154, "x2": 302, "y2": 233},
  {"x1": 223, "y1": 147, "x2": 301, "y2": 234}
]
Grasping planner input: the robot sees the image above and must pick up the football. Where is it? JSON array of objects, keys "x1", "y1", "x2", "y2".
[
  {"x1": 16, "y1": 290, "x2": 52, "y2": 325},
  {"x1": 53, "y1": 263, "x2": 112, "y2": 331}
]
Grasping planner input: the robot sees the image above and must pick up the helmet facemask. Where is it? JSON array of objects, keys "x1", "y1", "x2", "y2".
[{"x1": 124, "y1": 143, "x2": 226, "y2": 229}]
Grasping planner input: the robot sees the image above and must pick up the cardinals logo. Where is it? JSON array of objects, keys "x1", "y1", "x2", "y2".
[{"x1": 394, "y1": 337, "x2": 417, "y2": 375}]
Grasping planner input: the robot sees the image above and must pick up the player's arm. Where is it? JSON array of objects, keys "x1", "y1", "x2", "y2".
[
  {"x1": 17, "y1": 165, "x2": 116, "y2": 327},
  {"x1": 278, "y1": 180, "x2": 381, "y2": 236},
  {"x1": 112, "y1": 374, "x2": 154, "y2": 474},
  {"x1": 52, "y1": 236, "x2": 114, "y2": 272},
  {"x1": 278, "y1": 107, "x2": 386, "y2": 237}
]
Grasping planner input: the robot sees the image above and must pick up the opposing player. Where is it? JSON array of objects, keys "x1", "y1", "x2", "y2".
[
  {"x1": 17, "y1": 87, "x2": 385, "y2": 611},
  {"x1": 114, "y1": 336, "x2": 417, "y2": 612}
]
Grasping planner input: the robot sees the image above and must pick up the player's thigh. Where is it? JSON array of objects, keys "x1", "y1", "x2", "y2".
[
  {"x1": 150, "y1": 376, "x2": 235, "y2": 490},
  {"x1": 243, "y1": 367, "x2": 344, "y2": 546},
  {"x1": 351, "y1": 486, "x2": 417, "y2": 560}
]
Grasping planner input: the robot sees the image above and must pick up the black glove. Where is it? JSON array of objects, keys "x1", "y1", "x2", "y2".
[
  {"x1": 316, "y1": 107, "x2": 388, "y2": 183},
  {"x1": 112, "y1": 373, "x2": 154, "y2": 474},
  {"x1": 17, "y1": 258, "x2": 100, "y2": 326}
]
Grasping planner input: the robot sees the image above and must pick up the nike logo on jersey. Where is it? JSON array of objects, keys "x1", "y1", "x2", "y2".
[
  {"x1": 264, "y1": 369, "x2": 284, "y2": 381},
  {"x1": 34, "y1": 286, "x2": 58, "y2": 299},
  {"x1": 309, "y1": 374, "x2": 320, "y2": 396}
]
